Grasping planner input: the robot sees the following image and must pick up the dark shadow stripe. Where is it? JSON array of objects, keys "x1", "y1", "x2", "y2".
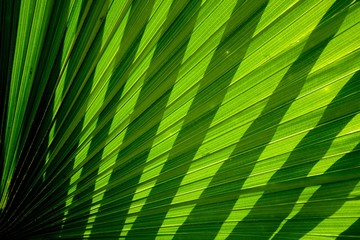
[
  {"x1": 89, "y1": 1, "x2": 201, "y2": 239},
  {"x1": 24, "y1": 0, "x2": 92, "y2": 211},
  {"x1": 55, "y1": 1, "x2": 109, "y2": 237},
  {"x1": 273, "y1": 143, "x2": 360, "y2": 239},
  {"x1": 225, "y1": 2, "x2": 354, "y2": 239},
  {"x1": 59, "y1": 0, "x2": 157, "y2": 237},
  {"x1": 167, "y1": 0, "x2": 353, "y2": 239},
  {"x1": 271, "y1": 71, "x2": 360, "y2": 239},
  {"x1": 337, "y1": 217, "x2": 360, "y2": 239},
  {"x1": 122, "y1": 1, "x2": 270, "y2": 239},
  {"x1": 171, "y1": 2, "x2": 273, "y2": 240}
]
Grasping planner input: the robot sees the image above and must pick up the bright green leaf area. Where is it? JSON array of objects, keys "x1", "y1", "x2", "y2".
[{"x1": 0, "y1": 0, "x2": 359, "y2": 239}]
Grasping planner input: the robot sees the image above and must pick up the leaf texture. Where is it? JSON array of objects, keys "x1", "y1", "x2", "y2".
[{"x1": 0, "y1": 0, "x2": 359, "y2": 239}]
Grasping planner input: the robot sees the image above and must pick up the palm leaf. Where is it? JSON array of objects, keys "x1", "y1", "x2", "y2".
[{"x1": 0, "y1": 0, "x2": 359, "y2": 239}]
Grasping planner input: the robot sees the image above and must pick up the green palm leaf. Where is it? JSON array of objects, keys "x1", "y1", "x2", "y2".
[{"x1": 0, "y1": 0, "x2": 359, "y2": 239}]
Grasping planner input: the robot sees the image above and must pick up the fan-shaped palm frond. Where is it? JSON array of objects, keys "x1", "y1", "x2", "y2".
[{"x1": 0, "y1": 0, "x2": 359, "y2": 239}]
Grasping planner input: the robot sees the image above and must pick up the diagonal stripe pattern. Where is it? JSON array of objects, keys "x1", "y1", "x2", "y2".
[{"x1": 0, "y1": 0, "x2": 359, "y2": 239}]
